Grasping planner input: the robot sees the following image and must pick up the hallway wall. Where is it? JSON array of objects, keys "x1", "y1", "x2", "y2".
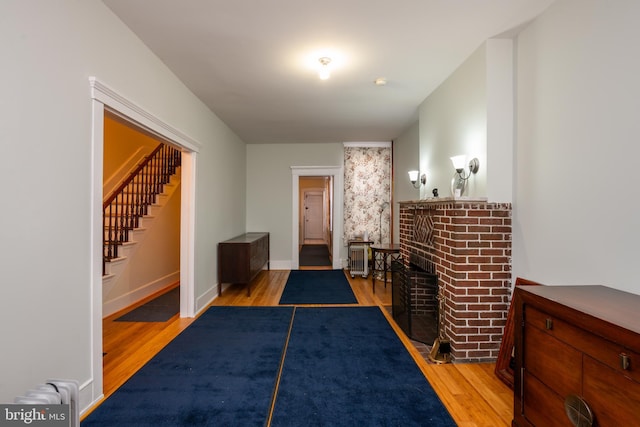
[{"x1": 0, "y1": 0, "x2": 246, "y2": 409}]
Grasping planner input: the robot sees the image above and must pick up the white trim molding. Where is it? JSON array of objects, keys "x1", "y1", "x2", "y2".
[
  {"x1": 88, "y1": 76, "x2": 200, "y2": 409},
  {"x1": 89, "y1": 77, "x2": 202, "y2": 153},
  {"x1": 343, "y1": 141, "x2": 392, "y2": 148}
]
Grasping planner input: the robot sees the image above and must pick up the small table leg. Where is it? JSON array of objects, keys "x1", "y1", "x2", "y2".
[{"x1": 371, "y1": 245, "x2": 401, "y2": 295}]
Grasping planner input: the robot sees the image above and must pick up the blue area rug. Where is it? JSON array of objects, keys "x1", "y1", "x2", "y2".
[
  {"x1": 83, "y1": 306, "x2": 294, "y2": 427},
  {"x1": 115, "y1": 287, "x2": 180, "y2": 322},
  {"x1": 270, "y1": 307, "x2": 456, "y2": 426},
  {"x1": 279, "y1": 270, "x2": 357, "y2": 305}
]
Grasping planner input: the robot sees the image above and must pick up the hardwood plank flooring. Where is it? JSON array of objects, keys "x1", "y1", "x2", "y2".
[{"x1": 92, "y1": 270, "x2": 514, "y2": 426}]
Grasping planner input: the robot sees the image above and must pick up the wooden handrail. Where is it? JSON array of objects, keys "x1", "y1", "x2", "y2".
[
  {"x1": 103, "y1": 143, "x2": 164, "y2": 209},
  {"x1": 103, "y1": 143, "x2": 181, "y2": 273}
]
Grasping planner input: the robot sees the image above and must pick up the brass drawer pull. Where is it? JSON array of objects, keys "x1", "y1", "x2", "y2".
[
  {"x1": 620, "y1": 353, "x2": 631, "y2": 370},
  {"x1": 564, "y1": 395, "x2": 593, "y2": 426},
  {"x1": 545, "y1": 318, "x2": 553, "y2": 330}
]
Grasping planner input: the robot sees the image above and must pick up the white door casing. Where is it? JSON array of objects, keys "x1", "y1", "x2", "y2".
[
  {"x1": 291, "y1": 166, "x2": 343, "y2": 270},
  {"x1": 89, "y1": 77, "x2": 199, "y2": 402}
]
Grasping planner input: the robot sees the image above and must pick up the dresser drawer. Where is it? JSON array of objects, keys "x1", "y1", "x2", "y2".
[
  {"x1": 524, "y1": 306, "x2": 585, "y2": 347},
  {"x1": 513, "y1": 285, "x2": 640, "y2": 427},
  {"x1": 526, "y1": 306, "x2": 640, "y2": 383},
  {"x1": 523, "y1": 321, "x2": 582, "y2": 398},
  {"x1": 584, "y1": 345, "x2": 640, "y2": 384},
  {"x1": 522, "y1": 372, "x2": 573, "y2": 427},
  {"x1": 583, "y1": 355, "x2": 640, "y2": 426}
]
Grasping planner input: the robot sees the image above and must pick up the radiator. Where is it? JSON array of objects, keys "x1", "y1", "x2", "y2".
[
  {"x1": 348, "y1": 244, "x2": 368, "y2": 278},
  {"x1": 13, "y1": 379, "x2": 79, "y2": 427}
]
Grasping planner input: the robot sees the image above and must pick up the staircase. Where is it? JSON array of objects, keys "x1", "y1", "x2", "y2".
[{"x1": 103, "y1": 143, "x2": 181, "y2": 282}]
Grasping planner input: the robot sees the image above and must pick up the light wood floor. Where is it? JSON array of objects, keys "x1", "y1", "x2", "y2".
[{"x1": 93, "y1": 269, "x2": 514, "y2": 426}]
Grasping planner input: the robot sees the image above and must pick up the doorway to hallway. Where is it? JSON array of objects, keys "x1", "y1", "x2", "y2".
[
  {"x1": 298, "y1": 176, "x2": 332, "y2": 269},
  {"x1": 290, "y1": 166, "x2": 344, "y2": 271}
]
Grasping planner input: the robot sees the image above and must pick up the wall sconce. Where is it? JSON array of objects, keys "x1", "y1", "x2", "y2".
[
  {"x1": 408, "y1": 170, "x2": 426, "y2": 189},
  {"x1": 450, "y1": 155, "x2": 479, "y2": 196}
]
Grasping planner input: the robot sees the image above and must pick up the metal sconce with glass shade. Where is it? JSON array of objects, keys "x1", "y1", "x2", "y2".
[
  {"x1": 450, "y1": 155, "x2": 479, "y2": 197},
  {"x1": 408, "y1": 170, "x2": 426, "y2": 189}
]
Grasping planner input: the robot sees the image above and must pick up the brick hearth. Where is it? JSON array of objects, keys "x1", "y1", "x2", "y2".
[{"x1": 399, "y1": 198, "x2": 512, "y2": 362}]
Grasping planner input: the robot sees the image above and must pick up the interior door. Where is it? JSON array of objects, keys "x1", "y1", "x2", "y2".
[{"x1": 304, "y1": 192, "x2": 324, "y2": 240}]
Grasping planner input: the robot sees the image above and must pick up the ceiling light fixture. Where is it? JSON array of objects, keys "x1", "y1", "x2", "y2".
[
  {"x1": 374, "y1": 77, "x2": 387, "y2": 86},
  {"x1": 318, "y1": 57, "x2": 332, "y2": 80}
]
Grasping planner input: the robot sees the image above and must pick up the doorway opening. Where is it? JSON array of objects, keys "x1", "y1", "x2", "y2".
[
  {"x1": 90, "y1": 77, "x2": 199, "y2": 399},
  {"x1": 102, "y1": 112, "x2": 181, "y2": 318},
  {"x1": 299, "y1": 177, "x2": 332, "y2": 268},
  {"x1": 291, "y1": 166, "x2": 343, "y2": 270}
]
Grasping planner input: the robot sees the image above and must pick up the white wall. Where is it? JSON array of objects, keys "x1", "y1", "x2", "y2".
[
  {"x1": 513, "y1": 0, "x2": 640, "y2": 295},
  {"x1": 0, "y1": 0, "x2": 246, "y2": 409},
  {"x1": 246, "y1": 143, "x2": 344, "y2": 266},
  {"x1": 486, "y1": 39, "x2": 514, "y2": 203},
  {"x1": 412, "y1": 0, "x2": 640, "y2": 295},
  {"x1": 419, "y1": 43, "x2": 487, "y2": 198},
  {"x1": 417, "y1": 39, "x2": 515, "y2": 202},
  {"x1": 392, "y1": 121, "x2": 420, "y2": 243}
]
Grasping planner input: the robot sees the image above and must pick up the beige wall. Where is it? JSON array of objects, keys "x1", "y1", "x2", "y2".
[{"x1": 103, "y1": 114, "x2": 159, "y2": 197}]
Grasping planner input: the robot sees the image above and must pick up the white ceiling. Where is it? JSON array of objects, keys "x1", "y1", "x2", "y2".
[{"x1": 103, "y1": 0, "x2": 554, "y2": 144}]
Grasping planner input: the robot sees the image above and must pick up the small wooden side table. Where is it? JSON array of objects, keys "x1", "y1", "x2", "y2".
[{"x1": 371, "y1": 244, "x2": 401, "y2": 294}]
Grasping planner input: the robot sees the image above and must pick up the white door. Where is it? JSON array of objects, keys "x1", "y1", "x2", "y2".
[{"x1": 304, "y1": 192, "x2": 324, "y2": 240}]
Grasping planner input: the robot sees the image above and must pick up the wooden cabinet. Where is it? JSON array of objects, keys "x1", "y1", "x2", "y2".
[
  {"x1": 218, "y1": 232, "x2": 269, "y2": 296},
  {"x1": 513, "y1": 285, "x2": 640, "y2": 427}
]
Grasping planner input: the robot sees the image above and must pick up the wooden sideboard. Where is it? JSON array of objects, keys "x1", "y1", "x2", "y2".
[
  {"x1": 513, "y1": 285, "x2": 640, "y2": 427},
  {"x1": 218, "y1": 232, "x2": 269, "y2": 296}
]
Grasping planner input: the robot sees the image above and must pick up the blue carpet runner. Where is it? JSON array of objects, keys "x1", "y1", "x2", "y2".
[
  {"x1": 271, "y1": 307, "x2": 456, "y2": 426},
  {"x1": 83, "y1": 306, "x2": 294, "y2": 426},
  {"x1": 279, "y1": 270, "x2": 357, "y2": 305},
  {"x1": 83, "y1": 307, "x2": 455, "y2": 426}
]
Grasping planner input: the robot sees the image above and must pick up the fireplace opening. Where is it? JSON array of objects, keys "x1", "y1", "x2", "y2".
[{"x1": 391, "y1": 260, "x2": 439, "y2": 345}]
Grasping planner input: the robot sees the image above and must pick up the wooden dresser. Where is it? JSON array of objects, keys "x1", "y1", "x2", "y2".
[
  {"x1": 218, "y1": 232, "x2": 269, "y2": 296},
  {"x1": 513, "y1": 285, "x2": 640, "y2": 427}
]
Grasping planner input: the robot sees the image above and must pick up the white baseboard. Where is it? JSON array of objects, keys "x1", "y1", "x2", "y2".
[
  {"x1": 195, "y1": 284, "x2": 218, "y2": 315},
  {"x1": 269, "y1": 260, "x2": 292, "y2": 270}
]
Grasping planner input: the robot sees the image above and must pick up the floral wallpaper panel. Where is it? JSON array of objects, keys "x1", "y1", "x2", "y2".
[{"x1": 344, "y1": 147, "x2": 391, "y2": 245}]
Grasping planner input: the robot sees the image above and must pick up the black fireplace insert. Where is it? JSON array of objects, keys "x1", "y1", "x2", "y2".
[{"x1": 391, "y1": 260, "x2": 439, "y2": 345}]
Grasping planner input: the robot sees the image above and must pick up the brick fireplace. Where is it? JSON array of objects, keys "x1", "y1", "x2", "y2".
[{"x1": 399, "y1": 198, "x2": 512, "y2": 362}]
